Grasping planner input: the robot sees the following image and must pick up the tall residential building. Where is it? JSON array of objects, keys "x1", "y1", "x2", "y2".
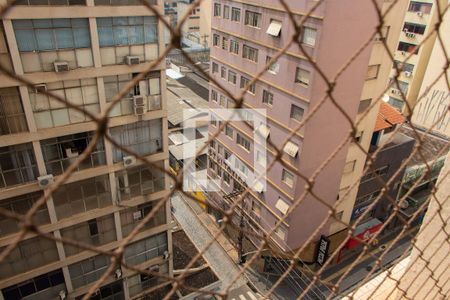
[
  {"x1": 177, "y1": 0, "x2": 211, "y2": 47},
  {"x1": 386, "y1": 0, "x2": 445, "y2": 113},
  {"x1": 0, "y1": 1, "x2": 173, "y2": 299},
  {"x1": 207, "y1": 0, "x2": 408, "y2": 262},
  {"x1": 411, "y1": 0, "x2": 450, "y2": 138}
]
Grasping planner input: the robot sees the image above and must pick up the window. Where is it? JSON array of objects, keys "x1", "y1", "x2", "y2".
[
  {"x1": 361, "y1": 165, "x2": 390, "y2": 182},
  {"x1": 223, "y1": 5, "x2": 230, "y2": 19},
  {"x1": 2, "y1": 270, "x2": 65, "y2": 300},
  {"x1": 262, "y1": 90, "x2": 273, "y2": 105},
  {"x1": 266, "y1": 56, "x2": 280, "y2": 74},
  {"x1": 256, "y1": 151, "x2": 265, "y2": 165},
  {"x1": 0, "y1": 192, "x2": 49, "y2": 236},
  {"x1": 302, "y1": 26, "x2": 317, "y2": 46},
  {"x1": 290, "y1": 104, "x2": 304, "y2": 122},
  {"x1": 97, "y1": 16, "x2": 158, "y2": 47},
  {"x1": 358, "y1": 99, "x2": 371, "y2": 114},
  {"x1": 228, "y1": 70, "x2": 237, "y2": 84},
  {"x1": 69, "y1": 255, "x2": 110, "y2": 289},
  {"x1": 231, "y1": 7, "x2": 241, "y2": 22},
  {"x1": 0, "y1": 143, "x2": 38, "y2": 188},
  {"x1": 29, "y1": 79, "x2": 100, "y2": 129},
  {"x1": 245, "y1": 10, "x2": 261, "y2": 28},
  {"x1": 219, "y1": 95, "x2": 226, "y2": 107},
  {"x1": 366, "y1": 64, "x2": 380, "y2": 80},
  {"x1": 235, "y1": 159, "x2": 249, "y2": 176},
  {"x1": 403, "y1": 22, "x2": 426, "y2": 35},
  {"x1": 211, "y1": 90, "x2": 218, "y2": 101},
  {"x1": 408, "y1": 1, "x2": 432, "y2": 14},
  {"x1": 243, "y1": 45, "x2": 258, "y2": 62},
  {"x1": 110, "y1": 119, "x2": 162, "y2": 162},
  {"x1": 0, "y1": 87, "x2": 28, "y2": 135},
  {"x1": 237, "y1": 133, "x2": 251, "y2": 151},
  {"x1": 230, "y1": 40, "x2": 239, "y2": 54},
  {"x1": 88, "y1": 219, "x2": 99, "y2": 236},
  {"x1": 221, "y1": 66, "x2": 226, "y2": 79},
  {"x1": 224, "y1": 149, "x2": 231, "y2": 160},
  {"x1": 222, "y1": 36, "x2": 228, "y2": 50},
  {"x1": 398, "y1": 42, "x2": 419, "y2": 54},
  {"x1": 394, "y1": 60, "x2": 414, "y2": 73},
  {"x1": 240, "y1": 76, "x2": 256, "y2": 94},
  {"x1": 213, "y1": 34, "x2": 220, "y2": 46},
  {"x1": 295, "y1": 67, "x2": 310, "y2": 86},
  {"x1": 17, "y1": 0, "x2": 86, "y2": 5},
  {"x1": 388, "y1": 97, "x2": 404, "y2": 111},
  {"x1": 225, "y1": 125, "x2": 233, "y2": 138},
  {"x1": 274, "y1": 227, "x2": 286, "y2": 240},
  {"x1": 343, "y1": 160, "x2": 356, "y2": 174},
  {"x1": 13, "y1": 18, "x2": 90, "y2": 52},
  {"x1": 392, "y1": 80, "x2": 409, "y2": 94},
  {"x1": 374, "y1": 26, "x2": 390, "y2": 41},
  {"x1": 115, "y1": 163, "x2": 165, "y2": 201},
  {"x1": 223, "y1": 172, "x2": 231, "y2": 184},
  {"x1": 213, "y1": 3, "x2": 221, "y2": 17},
  {"x1": 212, "y1": 62, "x2": 218, "y2": 73},
  {"x1": 355, "y1": 190, "x2": 381, "y2": 206},
  {"x1": 282, "y1": 169, "x2": 294, "y2": 187},
  {"x1": 53, "y1": 175, "x2": 111, "y2": 219},
  {"x1": 41, "y1": 131, "x2": 106, "y2": 175},
  {"x1": 354, "y1": 131, "x2": 363, "y2": 143}
]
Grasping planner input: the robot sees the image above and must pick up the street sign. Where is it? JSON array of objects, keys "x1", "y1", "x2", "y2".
[{"x1": 316, "y1": 235, "x2": 330, "y2": 266}]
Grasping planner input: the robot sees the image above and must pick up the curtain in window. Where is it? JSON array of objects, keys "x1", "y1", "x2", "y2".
[
  {"x1": 97, "y1": 26, "x2": 114, "y2": 46},
  {"x1": 129, "y1": 26, "x2": 144, "y2": 44},
  {"x1": 55, "y1": 28, "x2": 74, "y2": 49},
  {"x1": 14, "y1": 29, "x2": 36, "y2": 51}
]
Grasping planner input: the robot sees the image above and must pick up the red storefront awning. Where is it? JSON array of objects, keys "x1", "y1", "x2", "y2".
[{"x1": 346, "y1": 218, "x2": 383, "y2": 249}]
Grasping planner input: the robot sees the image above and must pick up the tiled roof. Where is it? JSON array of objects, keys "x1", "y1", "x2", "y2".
[{"x1": 374, "y1": 102, "x2": 406, "y2": 131}]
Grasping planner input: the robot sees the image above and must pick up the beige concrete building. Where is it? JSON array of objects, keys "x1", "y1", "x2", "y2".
[
  {"x1": 411, "y1": 0, "x2": 450, "y2": 138},
  {"x1": 0, "y1": 0, "x2": 173, "y2": 299},
  {"x1": 177, "y1": 0, "x2": 211, "y2": 48},
  {"x1": 386, "y1": 0, "x2": 445, "y2": 114},
  {"x1": 334, "y1": 0, "x2": 409, "y2": 238}
]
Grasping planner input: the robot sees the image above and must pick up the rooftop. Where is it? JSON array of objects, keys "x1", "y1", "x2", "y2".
[
  {"x1": 374, "y1": 102, "x2": 406, "y2": 132},
  {"x1": 399, "y1": 124, "x2": 449, "y2": 166},
  {"x1": 166, "y1": 77, "x2": 209, "y2": 127}
]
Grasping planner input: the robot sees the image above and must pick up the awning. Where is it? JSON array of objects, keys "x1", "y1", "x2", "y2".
[
  {"x1": 168, "y1": 132, "x2": 190, "y2": 145},
  {"x1": 266, "y1": 20, "x2": 282, "y2": 37},
  {"x1": 275, "y1": 198, "x2": 289, "y2": 215},
  {"x1": 253, "y1": 181, "x2": 264, "y2": 193},
  {"x1": 256, "y1": 124, "x2": 270, "y2": 140},
  {"x1": 283, "y1": 141, "x2": 299, "y2": 158},
  {"x1": 169, "y1": 138, "x2": 207, "y2": 160}
]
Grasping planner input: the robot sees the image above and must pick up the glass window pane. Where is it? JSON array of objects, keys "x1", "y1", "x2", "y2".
[
  {"x1": 35, "y1": 29, "x2": 54, "y2": 51},
  {"x1": 55, "y1": 28, "x2": 74, "y2": 49},
  {"x1": 98, "y1": 27, "x2": 114, "y2": 47},
  {"x1": 113, "y1": 26, "x2": 129, "y2": 45},
  {"x1": 14, "y1": 30, "x2": 36, "y2": 52},
  {"x1": 129, "y1": 26, "x2": 144, "y2": 44}
]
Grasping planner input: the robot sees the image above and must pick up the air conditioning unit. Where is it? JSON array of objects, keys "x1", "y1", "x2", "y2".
[
  {"x1": 404, "y1": 71, "x2": 412, "y2": 77},
  {"x1": 115, "y1": 268, "x2": 122, "y2": 279},
  {"x1": 163, "y1": 250, "x2": 170, "y2": 260},
  {"x1": 417, "y1": 11, "x2": 423, "y2": 17},
  {"x1": 133, "y1": 95, "x2": 145, "y2": 107},
  {"x1": 391, "y1": 88, "x2": 399, "y2": 95},
  {"x1": 133, "y1": 210, "x2": 142, "y2": 220},
  {"x1": 34, "y1": 84, "x2": 47, "y2": 93},
  {"x1": 125, "y1": 55, "x2": 140, "y2": 65},
  {"x1": 149, "y1": 265, "x2": 159, "y2": 272},
  {"x1": 59, "y1": 290, "x2": 66, "y2": 300},
  {"x1": 134, "y1": 105, "x2": 145, "y2": 115},
  {"x1": 38, "y1": 174, "x2": 54, "y2": 189},
  {"x1": 54, "y1": 61, "x2": 69, "y2": 72},
  {"x1": 123, "y1": 155, "x2": 136, "y2": 167}
]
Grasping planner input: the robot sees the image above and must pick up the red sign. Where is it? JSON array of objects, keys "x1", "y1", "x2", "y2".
[{"x1": 346, "y1": 220, "x2": 382, "y2": 249}]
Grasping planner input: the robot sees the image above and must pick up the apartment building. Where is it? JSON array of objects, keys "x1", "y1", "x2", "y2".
[
  {"x1": 207, "y1": 0, "x2": 408, "y2": 262},
  {"x1": 0, "y1": 1, "x2": 173, "y2": 299},
  {"x1": 410, "y1": 0, "x2": 450, "y2": 138},
  {"x1": 386, "y1": 0, "x2": 445, "y2": 113}
]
